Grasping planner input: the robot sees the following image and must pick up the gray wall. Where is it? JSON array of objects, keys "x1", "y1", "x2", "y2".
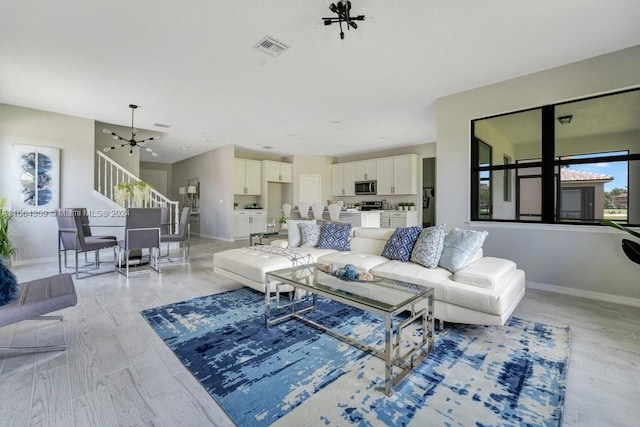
[
  {"x1": 172, "y1": 144, "x2": 234, "y2": 241},
  {"x1": 0, "y1": 104, "x2": 114, "y2": 263},
  {"x1": 436, "y1": 45, "x2": 640, "y2": 305}
]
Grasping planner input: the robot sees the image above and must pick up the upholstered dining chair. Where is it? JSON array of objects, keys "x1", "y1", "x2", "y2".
[
  {"x1": 298, "y1": 202, "x2": 311, "y2": 219},
  {"x1": 282, "y1": 203, "x2": 292, "y2": 219},
  {"x1": 116, "y1": 208, "x2": 162, "y2": 277},
  {"x1": 328, "y1": 204, "x2": 343, "y2": 223},
  {"x1": 311, "y1": 203, "x2": 326, "y2": 223},
  {"x1": 160, "y1": 207, "x2": 191, "y2": 264},
  {"x1": 57, "y1": 208, "x2": 118, "y2": 279}
]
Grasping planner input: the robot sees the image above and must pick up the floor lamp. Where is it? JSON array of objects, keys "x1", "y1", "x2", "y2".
[{"x1": 187, "y1": 185, "x2": 197, "y2": 211}]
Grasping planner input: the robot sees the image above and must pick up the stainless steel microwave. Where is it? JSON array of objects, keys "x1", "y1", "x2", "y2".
[{"x1": 355, "y1": 180, "x2": 376, "y2": 195}]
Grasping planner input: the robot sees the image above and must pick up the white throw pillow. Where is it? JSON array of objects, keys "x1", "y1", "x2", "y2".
[
  {"x1": 287, "y1": 219, "x2": 317, "y2": 248},
  {"x1": 438, "y1": 228, "x2": 488, "y2": 273}
]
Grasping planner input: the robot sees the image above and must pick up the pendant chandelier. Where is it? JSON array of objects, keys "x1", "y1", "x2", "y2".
[{"x1": 102, "y1": 104, "x2": 159, "y2": 157}]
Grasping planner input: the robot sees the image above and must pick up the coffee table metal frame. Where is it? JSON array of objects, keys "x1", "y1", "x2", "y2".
[{"x1": 265, "y1": 264, "x2": 434, "y2": 396}]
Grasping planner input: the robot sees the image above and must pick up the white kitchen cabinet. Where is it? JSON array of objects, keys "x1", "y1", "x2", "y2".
[
  {"x1": 263, "y1": 160, "x2": 292, "y2": 183},
  {"x1": 376, "y1": 154, "x2": 418, "y2": 195},
  {"x1": 380, "y1": 211, "x2": 419, "y2": 228},
  {"x1": 356, "y1": 160, "x2": 377, "y2": 181},
  {"x1": 233, "y1": 210, "x2": 267, "y2": 238},
  {"x1": 234, "y1": 158, "x2": 262, "y2": 195},
  {"x1": 331, "y1": 162, "x2": 357, "y2": 196}
]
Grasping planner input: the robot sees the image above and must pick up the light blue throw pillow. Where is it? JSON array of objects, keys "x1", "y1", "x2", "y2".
[
  {"x1": 287, "y1": 219, "x2": 317, "y2": 248},
  {"x1": 317, "y1": 223, "x2": 352, "y2": 251},
  {"x1": 381, "y1": 226, "x2": 423, "y2": 262},
  {"x1": 438, "y1": 228, "x2": 488, "y2": 273},
  {"x1": 410, "y1": 224, "x2": 446, "y2": 268},
  {"x1": 298, "y1": 223, "x2": 321, "y2": 247}
]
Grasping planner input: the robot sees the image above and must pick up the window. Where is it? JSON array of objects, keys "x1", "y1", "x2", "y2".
[
  {"x1": 471, "y1": 89, "x2": 640, "y2": 226},
  {"x1": 503, "y1": 155, "x2": 512, "y2": 202}
]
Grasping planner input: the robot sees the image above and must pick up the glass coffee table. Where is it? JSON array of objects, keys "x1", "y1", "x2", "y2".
[{"x1": 265, "y1": 264, "x2": 434, "y2": 395}]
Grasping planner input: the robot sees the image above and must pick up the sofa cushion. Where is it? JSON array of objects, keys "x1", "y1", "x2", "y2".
[
  {"x1": 350, "y1": 227, "x2": 394, "y2": 254},
  {"x1": 371, "y1": 260, "x2": 525, "y2": 316},
  {"x1": 438, "y1": 228, "x2": 488, "y2": 272},
  {"x1": 299, "y1": 223, "x2": 321, "y2": 247},
  {"x1": 410, "y1": 224, "x2": 446, "y2": 268},
  {"x1": 381, "y1": 226, "x2": 422, "y2": 262},
  {"x1": 213, "y1": 247, "x2": 337, "y2": 284},
  {"x1": 453, "y1": 257, "x2": 517, "y2": 290},
  {"x1": 287, "y1": 219, "x2": 317, "y2": 248},
  {"x1": 317, "y1": 222, "x2": 352, "y2": 251}
]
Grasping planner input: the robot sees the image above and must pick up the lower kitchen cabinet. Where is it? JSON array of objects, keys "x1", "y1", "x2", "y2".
[
  {"x1": 234, "y1": 210, "x2": 267, "y2": 238},
  {"x1": 380, "y1": 211, "x2": 419, "y2": 228}
]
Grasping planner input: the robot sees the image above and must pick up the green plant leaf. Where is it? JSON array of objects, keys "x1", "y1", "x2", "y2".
[{"x1": 600, "y1": 220, "x2": 640, "y2": 239}]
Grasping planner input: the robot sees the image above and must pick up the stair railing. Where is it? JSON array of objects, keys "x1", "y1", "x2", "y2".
[{"x1": 96, "y1": 151, "x2": 180, "y2": 233}]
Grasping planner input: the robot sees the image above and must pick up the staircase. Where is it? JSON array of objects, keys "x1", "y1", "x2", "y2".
[{"x1": 96, "y1": 151, "x2": 179, "y2": 233}]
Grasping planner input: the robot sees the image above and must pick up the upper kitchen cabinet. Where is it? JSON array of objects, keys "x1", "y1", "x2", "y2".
[
  {"x1": 331, "y1": 162, "x2": 357, "y2": 196},
  {"x1": 376, "y1": 154, "x2": 418, "y2": 195},
  {"x1": 356, "y1": 160, "x2": 377, "y2": 181},
  {"x1": 234, "y1": 158, "x2": 262, "y2": 195},
  {"x1": 263, "y1": 160, "x2": 292, "y2": 183}
]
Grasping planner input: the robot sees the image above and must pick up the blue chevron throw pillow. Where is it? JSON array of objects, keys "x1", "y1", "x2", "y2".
[
  {"x1": 381, "y1": 225, "x2": 423, "y2": 262},
  {"x1": 317, "y1": 223, "x2": 352, "y2": 251}
]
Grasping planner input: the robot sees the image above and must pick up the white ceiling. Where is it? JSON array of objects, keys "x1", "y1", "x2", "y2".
[{"x1": 2, "y1": 0, "x2": 640, "y2": 163}]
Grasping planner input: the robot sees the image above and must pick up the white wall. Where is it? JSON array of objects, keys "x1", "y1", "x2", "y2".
[
  {"x1": 172, "y1": 144, "x2": 234, "y2": 241},
  {"x1": 0, "y1": 104, "x2": 114, "y2": 263},
  {"x1": 436, "y1": 45, "x2": 640, "y2": 304}
]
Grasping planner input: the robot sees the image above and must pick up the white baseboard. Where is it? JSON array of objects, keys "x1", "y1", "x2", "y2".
[
  {"x1": 527, "y1": 281, "x2": 640, "y2": 308},
  {"x1": 12, "y1": 256, "x2": 58, "y2": 266}
]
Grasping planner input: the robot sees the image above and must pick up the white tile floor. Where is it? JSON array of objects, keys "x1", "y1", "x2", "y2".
[{"x1": 1, "y1": 236, "x2": 639, "y2": 426}]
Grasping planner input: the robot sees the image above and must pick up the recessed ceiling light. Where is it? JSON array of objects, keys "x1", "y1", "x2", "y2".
[
  {"x1": 379, "y1": 136, "x2": 387, "y2": 140},
  {"x1": 287, "y1": 133, "x2": 296, "y2": 137},
  {"x1": 263, "y1": 146, "x2": 274, "y2": 150},
  {"x1": 154, "y1": 123, "x2": 171, "y2": 128},
  {"x1": 200, "y1": 138, "x2": 210, "y2": 142},
  {"x1": 331, "y1": 120, "x2": 341, "y2": 124},
  {"x1": 179, "y1": 145, "x2": 192, "y2": 150}
]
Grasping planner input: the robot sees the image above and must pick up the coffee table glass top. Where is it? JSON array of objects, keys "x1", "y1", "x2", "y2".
[{"x1": 267, "y1": 264, "x2": 430, "y2": 313}]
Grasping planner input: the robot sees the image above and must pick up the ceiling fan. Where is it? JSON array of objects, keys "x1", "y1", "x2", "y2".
[
  {"x1": 323, "y1": 1, "x2": 366, "y2": 40},
  {"x1": 102, "y1": 104, "x2": 159, "y2": 157}
]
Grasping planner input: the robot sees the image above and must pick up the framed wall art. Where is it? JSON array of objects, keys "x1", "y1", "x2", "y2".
[{"x1": 12, "y1": 144, "x2": 60, "y2": 209}]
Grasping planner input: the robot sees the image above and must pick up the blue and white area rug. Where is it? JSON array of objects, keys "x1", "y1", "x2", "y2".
[{"x1": 141, "y1": 288, "x2": 570, "y2": 426}]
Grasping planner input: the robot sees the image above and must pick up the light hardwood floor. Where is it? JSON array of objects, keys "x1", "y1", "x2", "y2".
[{"x1": 1, "y1": 236, "x2": 638, "y2": 426}]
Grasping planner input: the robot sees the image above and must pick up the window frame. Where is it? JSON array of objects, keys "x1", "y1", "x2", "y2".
[{"x1": 470, "y1": 88, "x2": 640, "y2": 226}]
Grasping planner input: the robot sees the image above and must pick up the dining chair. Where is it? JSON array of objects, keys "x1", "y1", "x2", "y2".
[
  {"x1": 116, "y1": 208, "x2": 162, "y2": 277},
  {"x1": 282, "y1": 203, "x2": 292, "y2": 219},
  {"x1": 298, "y1": 202, "x2": 311, "y2": 219},
  {"x1": 328, "y1": 204, "x2": 343, "y2": 223},
  {"x1": 56, "y1": 208, "x2": 118, "y2": 279},
  {"x1": 160, "y1": 207, "x2": 191, "y2": 264},
  {"x1": 311, "y1": 203, "x2": 326, "y2": 223}
]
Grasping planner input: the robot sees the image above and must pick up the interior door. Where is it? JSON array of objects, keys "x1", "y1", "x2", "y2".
[{"x1": 299, "y1": 174, "x2": 321, "y2": 205}]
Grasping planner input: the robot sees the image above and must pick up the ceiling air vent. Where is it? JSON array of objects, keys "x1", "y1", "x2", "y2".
[{"x1": 254, "y1": 36, "x2": 288, "y2": 57}]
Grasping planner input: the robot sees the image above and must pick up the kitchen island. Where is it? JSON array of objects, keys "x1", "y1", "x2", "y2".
[{"x1": 290, "y1": 209, "x2": 380, "y2": 228}]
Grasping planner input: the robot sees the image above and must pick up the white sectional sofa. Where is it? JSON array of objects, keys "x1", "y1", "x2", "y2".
[{"x1": 213, "y1": 226, "x2": 525, "y2": 326}]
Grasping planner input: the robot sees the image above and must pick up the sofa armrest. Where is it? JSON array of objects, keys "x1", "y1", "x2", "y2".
[{"x1": 453, "y1": 257, "x2": 517, "y2": 290}]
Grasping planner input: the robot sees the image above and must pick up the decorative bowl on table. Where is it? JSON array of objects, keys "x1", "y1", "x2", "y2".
[{"x1": 315, "y1": 263, "x2": 377, "y2": 282}]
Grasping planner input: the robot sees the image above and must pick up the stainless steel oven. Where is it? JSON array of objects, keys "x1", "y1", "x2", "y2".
[{"x1": 355, "y1": 180, "x2": 376, "y2": 195}]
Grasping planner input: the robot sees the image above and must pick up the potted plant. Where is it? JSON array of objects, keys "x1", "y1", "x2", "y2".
[
  {"x1": 234, "y1": 202, "x2": 239, "y2": 210},
  {"x1": 0, "y1": 197, "x2": 16, "y2": 264},
  {"x1": 354, "y1": 202, "x2": 361, "y2": 211},
  {"x1": 113, "y1": 180, "x2": 152, "y2": 207},
  {"x1": 408, "y1": 202, "x2": 415, "y2": 211},
  {"x1": 278, "y1": 213, "x2": 288, "y2": 231},
  {"x1": 601, "y1": 220, "x2": 640, "y2": 265}
]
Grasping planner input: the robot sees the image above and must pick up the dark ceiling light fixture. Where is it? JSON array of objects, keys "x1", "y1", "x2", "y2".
[
  {"x1": 323, "y1": 1, "x2": 365, "y2": 40},
  {"x1": 557, "y1": 115, "x2": 573, "y2": 125},
  {"x1": 102, "y1": 104, "x2": 159, "y2": 157}
]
